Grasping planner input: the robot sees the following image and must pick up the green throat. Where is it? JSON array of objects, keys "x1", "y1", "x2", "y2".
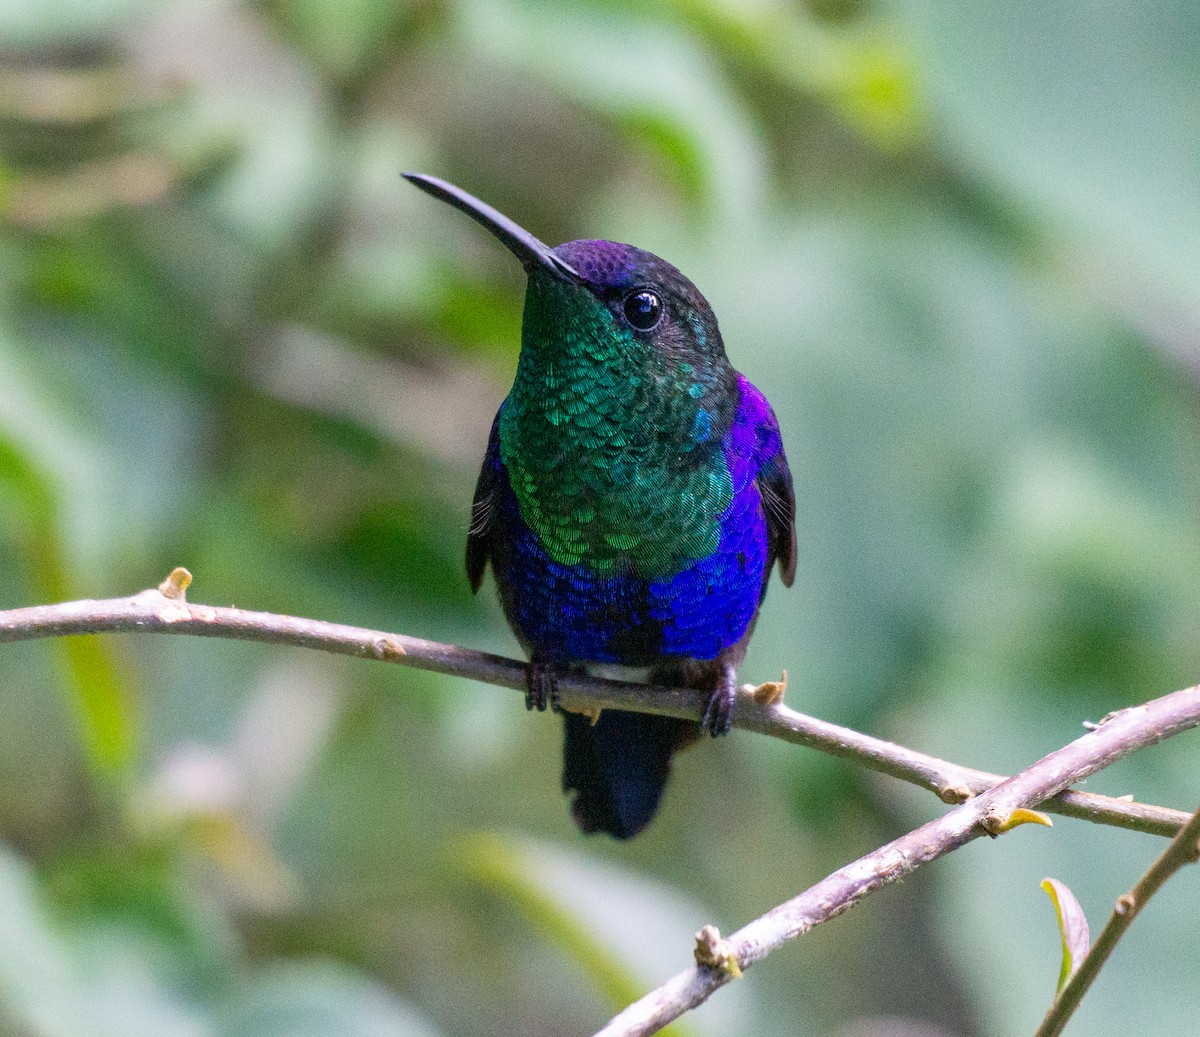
[{"x1": 498, "y1": 275, "x2": 733, "y2": 579}]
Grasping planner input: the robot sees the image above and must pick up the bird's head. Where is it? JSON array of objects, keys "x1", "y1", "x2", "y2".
[{"x1": 403, "y1": 174, "x2": 728, "y2": 374}]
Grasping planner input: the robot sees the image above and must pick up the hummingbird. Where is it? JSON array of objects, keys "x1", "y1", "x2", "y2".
[{"x1": 404, "y1": 173, "x2": 796, "y2": 839}]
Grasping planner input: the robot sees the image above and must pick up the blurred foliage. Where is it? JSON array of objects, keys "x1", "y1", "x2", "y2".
[{"x1": 1, "y1": 1, "x2": 1199, "y2": 1035}]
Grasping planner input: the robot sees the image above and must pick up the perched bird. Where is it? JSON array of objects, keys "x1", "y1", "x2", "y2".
[{"x1": 405, "y1": 174, "x2": 796, "y2": 839}]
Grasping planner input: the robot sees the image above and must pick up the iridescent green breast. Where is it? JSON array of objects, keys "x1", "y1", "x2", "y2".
[{"x1": 498, "y1": 274, "x2": 734, "y2": 579}]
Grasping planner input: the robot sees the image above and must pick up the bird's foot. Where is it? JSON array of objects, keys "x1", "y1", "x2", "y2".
[
  {"x1": 700, "y1": 661, "x2": 737, "y2": 737},
  {"x1": 526, "y1": 659, "x2": 561, "y2": 713}
]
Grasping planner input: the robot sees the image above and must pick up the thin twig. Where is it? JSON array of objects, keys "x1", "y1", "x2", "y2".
[
  {"x1": 1034, "y1": 803, "x2": 1200, "y2": 1037},
  {"x1": 0, "y1": 572, "x2": 1190, "y2": 839},
  {"x1": 591, "y1": 683, "x2": 1200, "y2": 1037}
]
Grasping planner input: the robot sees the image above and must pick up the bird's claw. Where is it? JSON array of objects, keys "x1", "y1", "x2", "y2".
[
  {"x1": 700, "y1": 664, "x2": 737, "y2": 737},
  {"x1": 526, "y1": 660, "x2": 561, "y2": 712}
]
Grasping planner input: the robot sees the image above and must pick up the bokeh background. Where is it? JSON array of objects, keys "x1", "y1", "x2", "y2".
[{"x1": 1, "y1": 1, "x2": 1199, "y2": 1035}]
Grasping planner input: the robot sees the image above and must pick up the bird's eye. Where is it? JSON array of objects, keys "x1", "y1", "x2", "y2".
[{"x1": 622, "y1": 288, "x2": 664, "y2": 332}]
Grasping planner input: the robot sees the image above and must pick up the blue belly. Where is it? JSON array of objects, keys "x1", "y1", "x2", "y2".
[{"x1": 490, "y1": 467, "x2": 768, "y2": 665}]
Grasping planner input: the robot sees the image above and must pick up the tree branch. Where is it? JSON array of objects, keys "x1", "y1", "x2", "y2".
[
  {"x1": 592, "y1": 682, "x2": 1200, "y2": 1037},
  {"x1": 1034, "y1": 803, "x2": 1200, "y2": 1037},
  {"x1": 0, "y1": 570, "x2": 1190, "y2": 840},
  {"x1": 4, "y1": 572, "x2": 1199, "y2": 1035}
]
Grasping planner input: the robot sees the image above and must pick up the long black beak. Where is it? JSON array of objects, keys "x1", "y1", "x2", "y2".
[{"x1": 403, "y1": 173, "x2": 582, "y2": 283}]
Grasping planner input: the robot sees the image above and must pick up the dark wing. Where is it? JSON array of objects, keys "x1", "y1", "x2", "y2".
[
  {"x1": 466, "y1": 410, "x2": 503, "y2": 593},
  {"x1": 757, "y1": 451, "x2": 796, "y2": 587},
  {"x1": 754, "y1": 408, "x2": 797, "y2": 588}
]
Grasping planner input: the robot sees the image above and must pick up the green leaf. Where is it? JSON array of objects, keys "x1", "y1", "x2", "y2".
[
  {"x1": 1041, "y1": 877, "x2": 1090, "y2": 995},
  {"x1": 452, "y1": 831, "x2": 649, "y2": 1013},
  {"x1": 452, "y1": 831, "x2": 756, "y2": 1036},
  {"x1": 0, "y1": 0, "x2": 160, "y2": 47},
  {"x1": 220, "y1": 961, "x2": 448, "y2": 1037},
  {"x1": 0, "y1": 355, "x2": 136, "y2": 783},
  {"x1": 0, "y1": 843, "x2": 82, "y2": 1036},
  {"x1": 266, "y1": 0, "x2": 415, "y2": 79},
  {"x1": 459, "y1": 0, "x2": 768, "y2": 222},
  {"x1": 888, "y1": 0, "x2": 1200, "y2": 316},
  {"x1": 0, "y1": 842, "x2": 212, "y2": 1037},
  {"x1": 0, "y1": 840, "x2": 442, "y2": 1037},
  {"x1": 667, "y1": 0, "x2": 921, "y2": 147}
]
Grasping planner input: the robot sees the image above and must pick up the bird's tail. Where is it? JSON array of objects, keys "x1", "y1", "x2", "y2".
[{"x1": 562, "y1": 709, "x2": 697, "y2": 839}]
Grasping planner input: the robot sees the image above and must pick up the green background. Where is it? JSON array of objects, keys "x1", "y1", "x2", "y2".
[{"x1": 1, "y1": 1, "x2": 1198, "y2": 1034}]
